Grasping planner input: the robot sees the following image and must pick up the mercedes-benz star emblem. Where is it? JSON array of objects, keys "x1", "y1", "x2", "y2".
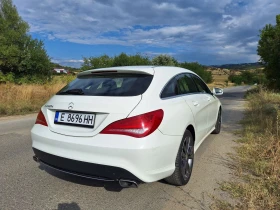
[{"x1": 68, "y1": 102, "x2": 74, "y2": 110}]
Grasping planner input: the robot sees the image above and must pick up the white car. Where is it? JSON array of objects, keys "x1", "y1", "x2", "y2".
[{"x1": 32, "y1": 66, "x2": 222, "y2": 188}]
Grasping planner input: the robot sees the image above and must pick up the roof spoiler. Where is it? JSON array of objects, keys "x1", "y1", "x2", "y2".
[{"x1": 78, "y1": 68, "x2": 155, "y2": 77}]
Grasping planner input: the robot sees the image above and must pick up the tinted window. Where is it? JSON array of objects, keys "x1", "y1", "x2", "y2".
[
  {"x1": 160, "y1": 77, "x2": 178, "y2": 98},
  {"x1": 57, "y1": 74, "x2": 153, "y2": 96},
  {"x1": 161, "y1": 73, "x2": 198, "y2": 98},
  {"x1": 176, "y1": 74, "x2": 198, "y2": 94},
  {"x1": 191, "y1": 75, "x2": 212, "y2": 94}
]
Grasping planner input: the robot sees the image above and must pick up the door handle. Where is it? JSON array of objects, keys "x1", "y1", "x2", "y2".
[
  {"x1": 193, "y1": 101, "x2": 199, "y2": 106},
  {"x1": 207, "y1": 96, "x2": 211, "y2": 102}
]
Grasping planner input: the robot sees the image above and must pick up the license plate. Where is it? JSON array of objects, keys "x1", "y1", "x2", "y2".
[{"x1": 54, "y1": 111, "x2": 95, "y2": 128}]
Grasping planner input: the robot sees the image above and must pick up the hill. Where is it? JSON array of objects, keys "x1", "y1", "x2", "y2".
[{"x1": 211, "y1": 62, "x2": 263, "y2": 70}]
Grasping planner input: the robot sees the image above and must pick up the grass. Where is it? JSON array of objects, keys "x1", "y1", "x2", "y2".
[
  {"x1": 0, "y1": 75, "x2": 75, "y2": 116},
  {"x1": 213, "y1": 87, "x2": 280, "y2": 210}
]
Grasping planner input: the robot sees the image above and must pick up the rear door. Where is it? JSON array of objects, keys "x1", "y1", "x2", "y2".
[
  {"x1": 176, "y1": 74, "x2": 210, "y2": 143},
  {"x1": 190, "y1": 74, "x2": 218, "y2": 133},
  {"x1": 43, "y1": 73, "x2": 153, "y2": 137}
]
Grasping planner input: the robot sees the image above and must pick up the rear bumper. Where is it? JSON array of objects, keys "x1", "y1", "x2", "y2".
[
  {"x1": 31, "y1": 124, "x2": 182, "y2": 182},
  {"x1": 33, "y1": 148, "x2": 140, "y2": 181}
]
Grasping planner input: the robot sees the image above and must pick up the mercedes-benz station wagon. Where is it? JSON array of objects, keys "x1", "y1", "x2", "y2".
[{"x1": 32, "y1": 66, "x2": 223, "y2": 188}]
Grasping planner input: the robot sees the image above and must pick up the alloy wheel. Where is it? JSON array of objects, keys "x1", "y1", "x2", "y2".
[{"x1": 180, "y1": 135, "x2": 194, "y2": 180}]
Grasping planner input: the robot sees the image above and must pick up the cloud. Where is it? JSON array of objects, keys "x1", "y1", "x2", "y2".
[
  {"x1": 13, "y1": 0, "x2": 280, "y2": 65},
  {"x1": 51, "y1": 59, "x2": 84, "y2": 68}
]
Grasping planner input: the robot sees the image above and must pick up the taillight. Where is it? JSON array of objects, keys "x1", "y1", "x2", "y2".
[
  {"x1": 35, "y1": 110, "x2": 48, "y2": 127},
  {"x1": 100, "y1": 109, "x2": 164, "y2": 138}
]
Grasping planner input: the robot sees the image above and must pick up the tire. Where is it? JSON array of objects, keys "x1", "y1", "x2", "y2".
[
  {"x1": 165, "y1": 130, "x2": 194, "y2": 186},
  {"x1": 212, "y1": 109, "x2": 222, "y2": 134}
]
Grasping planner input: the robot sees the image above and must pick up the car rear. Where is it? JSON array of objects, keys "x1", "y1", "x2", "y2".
[{"x1": 31, "y1": 67, "x2": 181, "y2": 183}]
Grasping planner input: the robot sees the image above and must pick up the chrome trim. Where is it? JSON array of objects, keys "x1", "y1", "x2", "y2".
[
  {"x1": 161, "y1": 92, "x2": 202, "y2": 100},
  {"x1": 119, "y1": 179, "x2": 138, "y2": 188}
]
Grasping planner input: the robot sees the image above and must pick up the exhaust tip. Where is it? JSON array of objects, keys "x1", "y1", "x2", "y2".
[
  {"x1": 119, "y1": 179, "x2": 138, "y2": 188},
  {"x1": 33, "y1": 155, "x2": 39, "y2": 162}
]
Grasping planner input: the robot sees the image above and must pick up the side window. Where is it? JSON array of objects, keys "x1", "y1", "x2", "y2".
[
  {"x1": 161, "y1": 77, "x2": 178, "y2": 98},
  {"x1": 176, "y1": 74, "x2": 198, "y2": 95},
  {"x1": 184, "y1": 74, "x2": 199, "y2": 93},
  {"x1": 161, "y1": 74, "x2": 199, "y2": 98},
  {"x1": 176, "y1": 75, "x2": 188, "y2": 94},
  {"x1": 191, "y1": 75, "x2": 212, "y2": 94}
]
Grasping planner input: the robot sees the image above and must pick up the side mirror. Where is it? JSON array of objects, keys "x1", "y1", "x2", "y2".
[{"x1": 213, "y1": 87, "x2": 223, "y2": 96}]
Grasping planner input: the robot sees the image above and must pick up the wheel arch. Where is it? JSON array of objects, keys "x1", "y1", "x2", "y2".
[{"x1": 186, "y1": 124, "x2": 195, "y2": 142}]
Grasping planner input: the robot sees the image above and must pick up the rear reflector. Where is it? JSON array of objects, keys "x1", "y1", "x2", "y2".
[
  {"x1": 35, "y1": 110, "x2": 48, "y2": 127},
  {"x1": 100, "y1": 109, "x2": 164, "y2": 138}
]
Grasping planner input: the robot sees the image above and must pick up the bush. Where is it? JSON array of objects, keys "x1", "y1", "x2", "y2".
[
  {"x1": 0, "y1": 72, "x2": 15, "y2": 83},
  {"x1": 229, "y1": 71, "x2": 266, "y2": 85},
  {"x1": 151, "y1": 54, "x2": 178, "y2": 66}
]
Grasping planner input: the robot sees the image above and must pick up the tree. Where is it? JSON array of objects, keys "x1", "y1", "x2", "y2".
[
  {"x1": 19, "y1": 36, "x2": 51, "y2": 78},
  {"x1": 0, "y1": 0, "x2": 51, "y2": 82},
  {"x1": 152, "y1": 54, "x2": 178, "y2": 66},
  {"x1": 0, "y1": 0, "x2": 29, "y2": 74},
  {"x1": 81, "y1": 53, "x2": 151, "y2": 70},
  {"x1": 180, "y1": 62, "x2": 213, "y2": 83},
  {"x1": 258, "y1": 14, "x2": 280, "y2": 90},
  {"x1": 113, "y1": 53, "x2": 150, "y2": 66},
  {"x1": 82, "y1": 55, "x2": 114, "y2": 70}
]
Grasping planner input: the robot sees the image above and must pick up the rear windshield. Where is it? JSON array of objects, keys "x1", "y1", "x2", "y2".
[{"x1": 56, "y1": 73, "x2": 153, "y2": 96}]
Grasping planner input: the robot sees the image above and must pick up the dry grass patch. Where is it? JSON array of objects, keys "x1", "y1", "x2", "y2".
[
  {"x1": 0, "y1": 83, "x2": 66, "y2": 116},
  {"x1": 213, "y1": 88, "x2": 280, "y2": 210}
]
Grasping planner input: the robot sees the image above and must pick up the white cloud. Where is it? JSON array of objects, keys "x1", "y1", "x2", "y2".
[{"x1": 13, "y1": 0, "x2": 280, "y2": 64}]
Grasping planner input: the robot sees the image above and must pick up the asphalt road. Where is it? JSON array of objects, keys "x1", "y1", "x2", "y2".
[{"x1": 0, "y1": 86, "x2": 250, "y2": 210}]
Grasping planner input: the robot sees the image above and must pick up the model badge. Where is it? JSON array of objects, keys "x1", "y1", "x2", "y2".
[{"x1": 45, "y1": 105, "x2": 53, "y2": 108}]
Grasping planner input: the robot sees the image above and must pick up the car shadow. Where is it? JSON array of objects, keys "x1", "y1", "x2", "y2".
[
  {"x1": 38, "y1": 164, "x2": 125, "y2": 192},
  {"x1": 57, "y1": 202, "x2": 81, "y2": 210}
]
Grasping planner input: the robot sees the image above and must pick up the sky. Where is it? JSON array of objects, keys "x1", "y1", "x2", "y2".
[{"x1": 13, "y1": 0, "x2": 280, "y2": 67}]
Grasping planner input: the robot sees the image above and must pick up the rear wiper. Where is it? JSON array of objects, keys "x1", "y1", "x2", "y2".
[{"x1": 58, "y1": 89, "x2": 84, "y2": 95}]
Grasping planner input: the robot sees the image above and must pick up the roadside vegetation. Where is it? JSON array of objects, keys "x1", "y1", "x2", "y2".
[
  {"x1": 0, "y1": 75, "x2": 75, "y2": 116},
  {"x1": 213, "y1": 87, "x2": 280, "y2": 209},
  {"x1": 228, "y1": 70, "x2": 267, "y2": 85}
]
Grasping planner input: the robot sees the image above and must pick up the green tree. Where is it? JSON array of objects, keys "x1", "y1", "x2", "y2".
[
  {"x1": 258, "y1": 14, "x2": 280, "y2": 90},
  {"x1": 113, "y1": 53, "x2": 150, "y2": 66},
  {"x1": 180, "y1": 62, "x2": 213, "y2": 83},
  {"x1": 0, "y1": 0, "x2": 29, "y2": 74},
  {"x1": 240, "y1": 71, "x2": 254, "y2": 84},
  {"x1": 82, "y1": 55, "x2": 114, "y2": 70},
  {"x1": 0, "y1": 0, "x2": 51, "y2": 82},
  {"x1": 152, "y1": 54, "x2": 178, "y2": 66},
  {"x1": 19, "y1": 36, "x2": 51, "y2": 78},
  {"x1": 81, "y1": 53, "x2": 151, "y2": 70}
]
